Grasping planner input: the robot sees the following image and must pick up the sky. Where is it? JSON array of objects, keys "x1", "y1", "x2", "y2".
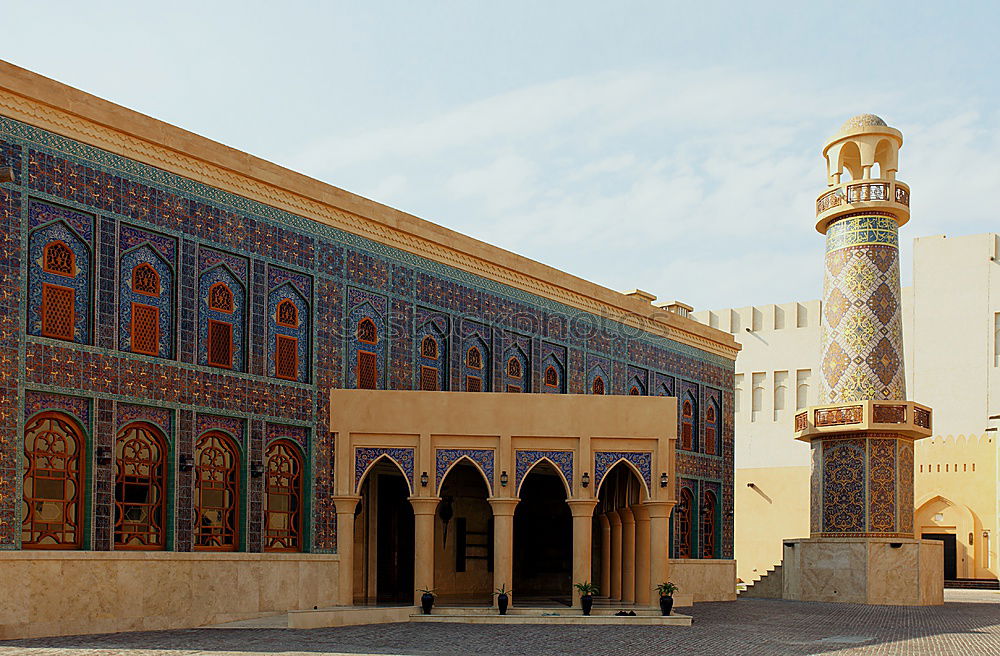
[{"x1": 3, "y1": 1, "x2": 998, "y2": 311}]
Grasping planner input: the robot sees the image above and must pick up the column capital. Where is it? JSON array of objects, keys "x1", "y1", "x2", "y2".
[
  {"x1": 332, "y1": 495, "x2": 361, "y2": 514},
  {"x1": 618, "y1": 506, "x2": 635, "y2": 524},
  {"x1": 642, "y1": 500, "x2": 675, "y2": 519},
  {"x1": 408, "y1": 496, "x2": 442, "y2": 515},
  {"x1": 488, "y1": 497, "x2": 521, "y2": 516},
  {"x1": 565, "y1": 498, "x2": 599, "y2": 517},
  {"x1": 632, "y1": 504, "x2": 651, "y2": 522},
  {"x1": 599, "y1": 513, "x2": 611, "y2": 529},
  {"x1": 608, "y1": 511, "x2": 623, "y2": 527}
]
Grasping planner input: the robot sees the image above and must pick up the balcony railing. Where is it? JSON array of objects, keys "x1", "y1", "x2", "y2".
[{"x1": 815, "y1": 180, "x2": 909, "y2": 217}]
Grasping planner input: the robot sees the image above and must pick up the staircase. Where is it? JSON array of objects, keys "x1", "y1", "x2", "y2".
[
  {"x1": 739, "y1": 564, "x2": 784, "y2": 599},
  {"x1": 945, "y1": 578, "x2": 1000, "y2": 590}
]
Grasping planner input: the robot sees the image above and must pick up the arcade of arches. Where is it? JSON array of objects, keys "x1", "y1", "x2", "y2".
[{"x1": 332, "y1": 389, "x2": 734, "y2": 608}]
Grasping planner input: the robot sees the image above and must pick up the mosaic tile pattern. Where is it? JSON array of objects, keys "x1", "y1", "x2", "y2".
[
  {"x1": 593, "y1": 451, "x2": 653, "y2": 495},
  {"x1": 514, "y1": 449, "x2": 573, "y2": 495},
  {"x1": 820, "y1": 214, "x2": 906, "y2": 403},
  {"x1": 118, "y1": 231, "x2": 176, "y2": 358},
  {"x1": 24, "y1": 390, "x2": 90, "y2": 427},
  {"x1": 436, "y1": 448, "x2": 495, "y2": 494},
  {"x1": 195, "y1": 414, "x2": 247, "y2": 449},
  {"x1": 354, "y1": 446, "x2": 415, "y2": 494},
  {"x1": 116, "y1": 403, "x2": 173, "y2": 436},
  {"x1": 265, "y1": 422, "x2": 309, "y2": 450}
]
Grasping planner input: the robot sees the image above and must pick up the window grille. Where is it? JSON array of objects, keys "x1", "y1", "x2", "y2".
[
  {"x1": 276, "y1": 299, "x2": 298, "y2": 328},
  {"x1": 681, "y1": 400, "x2": 694, "y2": 450},
  {"x1": 264, "y1": 440, "x2": 302, "y2": 552},
  {"x1": 507, "y1": 357, "x2": 522, "y2": 378},
  {"x1": 132, "y1": 264, "x2": 160, "y2": 296},
  {"x1": 420, "y1": 366, "x2": 438, "y2": 391},
  {"x1": 22, "y1": 412, "x2": 84, "y2": 548},
  {"x1": 701, "y1": 491, "x2": 717, "y2": 558},
  {"x1": 194, "y1": 432, "x2": 240, "y2": 551},
  {"x1": 467, "y1": 347, "x2": 482, "y2": 369},
  {"x1": 591, "y1": 376, "x2": 605, "y2": 395},
  {"x1": 43, "y1": 241, "x2": 74, "y2": 276},
  {"x1": 629, "y1": 386, "x2": 640, "y2": 396},
  {"x1": 421, "y1": 336, "x2": 438, "y2": 359},
  {"x1": 357, "y1": 350, "x2": 377, "y2": 389},
  {"x1": 506, "y1": 384, "x2": 521, "y2": 393},
  {"x1": 705, "y1": 406, "x2": 717, "y2": 455},
  {"x1": 466, "y1": 376, "x2": 483, "y2": 392},
  {"x1": 545, "y1": 366, "x2": 558, "y2": 388},
  {"x1": 114, "y1": 423, "x2": 166, "y2": 549},
  {"x1": 41, "y1": 283, "x2": 75, "y2": 340},
  {"x1": 208, "y1": 282, "x2": 234, "y2": 313},
  {"x1": 207, "y1": 320, "x2": 233, "y2": 368},
  {"x1": 130, "y1": 303, "x2": 160, "y2": 355},
  {"x1": 677, "y1": 488, "x2": 693, "y2": 558},
  {"x1": 357, "y1": 318, "x2": 377, "y2": 344},
  {"x1": 275, "y1": 335, "x2": 298, "y2": 380}
]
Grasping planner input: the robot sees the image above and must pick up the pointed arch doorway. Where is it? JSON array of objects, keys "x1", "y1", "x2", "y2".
[
  {"x1": 356, "y1": 459, "x2": 414, "y2": 604},
  {"x1": 436, "y1": 460, "x2": 493, "y2": 605},
  {"x1": 513, "y1": 461, "x2": 572, "y2": 603},
  {"x1": 593, "y1": 461, "x2": 649, "y2": 605}
]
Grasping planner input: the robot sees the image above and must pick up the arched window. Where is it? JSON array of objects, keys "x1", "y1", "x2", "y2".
[
  {"x1": 705, "y1": 405, "x2": 717, "y2": 456},
  {"x1": 421, "y1": 335, "x2": 439, "y2": 360},
  {"x1": 681, "y1": 399, "x2": 694, "y2": 450},
  {"x1": 677, "y1": 487, "x2": 693, "y2": 559},
  {"x1": 264, "y1": 440, "x2": 303, "y2": 552},
  {"x1": 701, "y1": 490, "x2": 717, "y2": 559},
  {"x1": 357, "y1": 318, "x2": 377, "y2": 344},
  {"x1": 22, "y1": 412, "x2": 85, "y2": 549},
  {"x1": 276, "y1": 299, "x2": 299, "y2": 328},
  {"x1": 507, "y1": 357, "x2": 522, "y2": 378},
  {"x1": 114, "y1": 423, "x2": 167, "y2": 549},
  {"x1": 592, "y1": 376, "x2": 605, "y2": 395},
  {"x1": 43, "y1": 241, "x2": 74, "y2": 276},
  {"x1": 208, "y1": 282, "x2": 234, "y2": 313},
  {"x1": 131, "y1": 263, "x2": 160, "y2": 296},
  {"x1": 545, "y1": 366, "x2": 559, "y2": 388},
  {"x1": 466, "y1": 347, "x2": 483, "y2": 370},
  {"x1": 629, "y1": 386, "x2": 640, "y2": 396},
  {"x1": 194, "y1": 432, "x2": 240, "y2": 551}
]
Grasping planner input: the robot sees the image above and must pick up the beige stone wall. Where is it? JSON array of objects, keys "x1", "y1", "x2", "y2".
[
  {"x1": 734, "y1": 466, "x2": 810, "y2": 583},
  {"x1": 667, "y1": 559, "x2": 736, "y2": 602},
  {"x1": 0, "y1": 551, "x2": 339, "y2": 639}
]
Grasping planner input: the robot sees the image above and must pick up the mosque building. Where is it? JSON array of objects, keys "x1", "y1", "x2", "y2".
[{"x1": 0, "y1": 61, "x2": 738, "y2": 637}]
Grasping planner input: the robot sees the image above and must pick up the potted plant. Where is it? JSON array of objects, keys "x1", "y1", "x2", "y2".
[
  {"x1": 574, "y1": 581, "x2": 599, "y2": 616},
  {"x1": 418, "y1": 588, "x2": 436, "y2": 615},
  {"x1": 494, "y1": 584, "x2": 512, "y2": 615},
  {"x1": 655, "y1": 582, "x2": 678, "y2": 616}
]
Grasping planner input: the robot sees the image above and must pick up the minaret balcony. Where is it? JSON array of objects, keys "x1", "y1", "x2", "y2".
[
  {"x1": 815, "y1": 179, "x2": 910, "y2": 233},
  {"x1": 793, "y1": 400, "x2": 932, "y2": 442}
]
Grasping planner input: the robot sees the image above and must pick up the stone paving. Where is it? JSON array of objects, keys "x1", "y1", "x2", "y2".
[{"x1": 0, "y1": 590, "x2": 997, "y2": 655}]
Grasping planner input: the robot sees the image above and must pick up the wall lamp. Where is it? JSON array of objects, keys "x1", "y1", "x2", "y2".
[
  {"x1": 0, "y1": 166, "x2": 13, "y2": 184},
  {"x1": 96, "y1": 446, "x2": 112, "y2": 466},
  {"x1": 500, "y1": 471, "x2": 509, "y2": 487},
  {"x1": 420, "y1": 471, "x2": 429, "y2": 487},
  {"x1": 660, "y1": 472, "x2": 669, "y2": 488},
  {"x1": 581, "y1": 472, "x2": 590, "y2": 488},
  {"x1": 251, "y1": 462, "x2": 265, "y2": 478},
  {"x1": 179, "y1": 454, "x2": 195, "y2": 472}
]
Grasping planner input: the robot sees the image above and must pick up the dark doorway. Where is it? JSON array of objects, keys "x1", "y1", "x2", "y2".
[
  {"x1": 376, "y1": 473, "x2": 414, "y2": 603},
  {"x1": 514, "y1": 463, "x2": 571, "y2": 602},
  {"x1": 437, "y1": 462, "x2": 493, "y2": 605},
  {"x1": 922, "y1": 533, "x2": 957, "y2": 580}
]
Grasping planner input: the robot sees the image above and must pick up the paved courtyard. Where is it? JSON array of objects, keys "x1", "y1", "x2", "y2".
[{"x1": 0, "y1": 590, "x2": 997, "y2": 656}]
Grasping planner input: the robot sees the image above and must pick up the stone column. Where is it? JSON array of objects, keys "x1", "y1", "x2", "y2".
[
  {"x1": 609, "y1": 511, "x2": 623, "y2": 600},
  {"x1": 489, "y1": 498, "x2": 519, "y2": 608},
  {"x1": 633, "y1": 504, "x2": 652, "y2": 606},
  {"x1": 566, "y1": 499, "x2": 598, "y2": 608},
  {"x1": 409, "y1": 497, "x2": 440, "y2": 605},
  {"x1": 599, "y1": 514, "x2": 611, "y2": 597},
  {"x1": 620, "y1": 507, "x2": 636, "y2": 603},
  {"x1": 645, "y1": 501, "x2": 673, "y2": 594},
  {"x1": 332, "y1": 496, "x2": 361, "y2": 606}
]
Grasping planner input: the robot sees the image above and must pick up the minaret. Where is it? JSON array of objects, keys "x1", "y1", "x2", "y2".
[{"x1": 784, "y1": 114, "x2": 942, "y2": 606}]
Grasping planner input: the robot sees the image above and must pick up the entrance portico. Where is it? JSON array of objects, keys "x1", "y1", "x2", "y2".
[{"x1": 330, "y1": 389, "x2": 677, "y2": 609}]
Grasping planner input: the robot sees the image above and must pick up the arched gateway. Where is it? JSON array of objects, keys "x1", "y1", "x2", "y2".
[{"x1": 330, "y1": 389, "x2": 678, "y2": 609}]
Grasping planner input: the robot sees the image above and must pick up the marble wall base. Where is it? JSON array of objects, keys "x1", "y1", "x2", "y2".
[{"x1": 781, "y1": 537, "x2": 943, "y2": 606}]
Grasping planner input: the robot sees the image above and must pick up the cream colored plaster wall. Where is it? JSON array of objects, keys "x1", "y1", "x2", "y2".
[
  {"x1": 667, "y1": 559, "x2": 736, "y2": 601},
  {"x1": 734, "y1": 466, "x2": 810, "y2": 583},
  {"x1": 0, "y1": 552, "x2": 339, "y2": 639}
]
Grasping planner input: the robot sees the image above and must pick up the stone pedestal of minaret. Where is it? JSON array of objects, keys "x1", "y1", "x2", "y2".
[{"x1": 780, "y1": 115, "x2": 944, "y2": 606}]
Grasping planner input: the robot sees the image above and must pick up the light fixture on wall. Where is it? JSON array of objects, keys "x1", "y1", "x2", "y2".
[
  {"x1": 251, "y1": 462, "x2": 265, "y2": 478},
  {"x1": 96, "y1": 446, "x2": 112, "y2": 466},
  {"x1": 179, "y1": 454, "x2": 195, "y2": 472},
  {"x1": 420, "y1": 471, "x2": 429, "y2": 487},
  {"x1": 660, "y1": 473, "x2": 669, "y2": 488},
  {"x1": 0, "y1": 166, "x2": 13, "y2": 183},
  {"x1": 500, "y1": 471, "x2": 508, "y2": 487},
  {"x1": 581, "y1": 472, "x2": 590, "y2": 488}
]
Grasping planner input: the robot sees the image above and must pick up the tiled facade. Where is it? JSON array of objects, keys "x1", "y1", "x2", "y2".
[{"x1": 0, "y1": 112, "x2": 733, "y2": 558}]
